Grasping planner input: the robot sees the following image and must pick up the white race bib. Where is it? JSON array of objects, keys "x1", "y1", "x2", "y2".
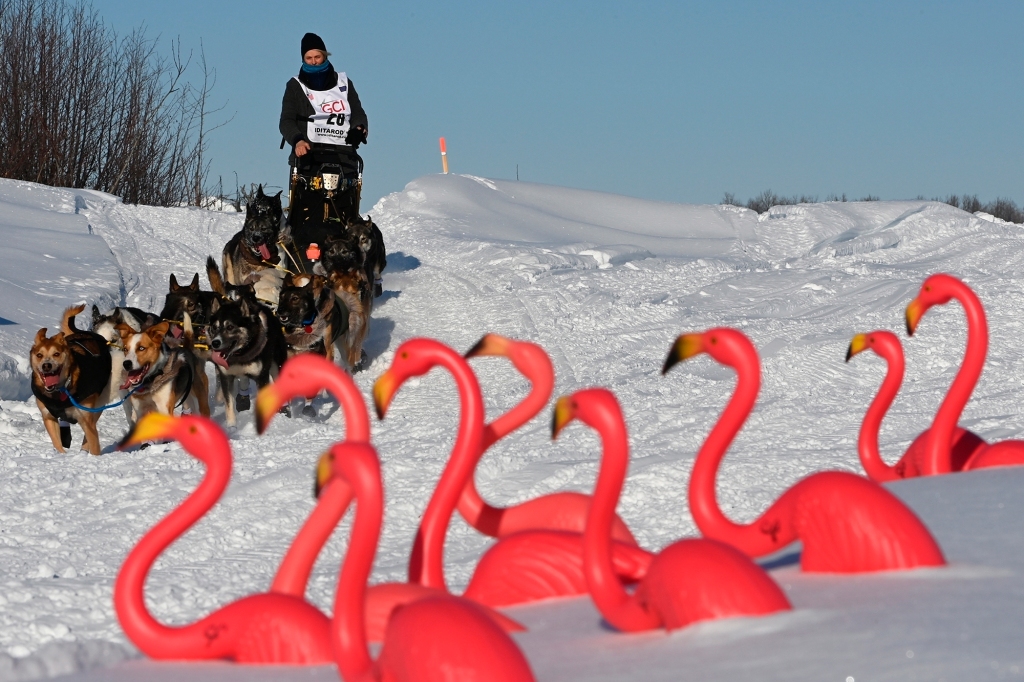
[{"x1": 296, "y1": 72, "x2": 352, "y2": 146}]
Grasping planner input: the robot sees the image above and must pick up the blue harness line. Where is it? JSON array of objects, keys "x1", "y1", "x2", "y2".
[{"x1": 60, "y1": 384, "x2": 140, "y2": 413}]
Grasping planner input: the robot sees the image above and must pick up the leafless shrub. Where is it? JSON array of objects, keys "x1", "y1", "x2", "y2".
[
  {"x1": 722, "y1": 189, "x2": 819, "y2": 214},
  {"x1": 0, "y1": 0, "x2": 227, "y2": 206}
]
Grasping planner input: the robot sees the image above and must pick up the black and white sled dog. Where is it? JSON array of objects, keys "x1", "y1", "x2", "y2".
[
  {"x1": 206, "y1": 259, "x2": 287, "y2": 427},
  {"x1": 222, "y1": 185, "x2": 289, "y2": 310},
  {"x1": 90, "y1": 305, "x2": 161, "y2": 427}
]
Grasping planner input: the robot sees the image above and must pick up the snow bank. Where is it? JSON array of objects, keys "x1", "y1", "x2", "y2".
[{"x1": 2, "y1": 174, "x2": 1024, "y2": 681}]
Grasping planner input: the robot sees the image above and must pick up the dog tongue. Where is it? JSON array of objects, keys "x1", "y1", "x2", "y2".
[
  {"x1": 211, "y1": 350, "x2": 229, "y2": 368},
  {"x1": 170, "y1": 324, "x2": 183, "y2": 339},
  {"x1": 259, "y1": 244, "x2": 272, "y2": 260},
  {"x1": 43, "y1": 374, "x2": 61, "y2": 389}
]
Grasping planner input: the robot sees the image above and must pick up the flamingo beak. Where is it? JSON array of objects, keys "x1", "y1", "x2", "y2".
[
  {"x1": 551, "y1": 395, "x2": 576, "y2": 440},
  {"x1": 845, "y1": 334, "x2": 868, "y2": 362},
  {"x1": 905, "y1": 298, "x2": 924, "y2": 336},
  {"x1": 464, "y1": 333, "x2": 512, "y2": 359},
  {"x1": 314, "y1": 450, "x2": 335, "y2": 498},
  {"x1": 254, "y1": 383, "x2": 285, "y2": 434},
  {"x1": 119, "y1": 412, "x2": 177, "y2": 449},
  {"x1": 373, "y1": 370, "x2": 398, "y2": 420},
  {"x1": 662, "y1": 333, "x2": 704, "y2": 374}
]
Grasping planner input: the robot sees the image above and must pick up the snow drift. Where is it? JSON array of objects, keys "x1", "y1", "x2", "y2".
[{"x1": 2, "y1": 174, "x2": 1024, "y2": 680}]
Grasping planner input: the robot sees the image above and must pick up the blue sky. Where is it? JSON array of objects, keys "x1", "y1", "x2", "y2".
[{"x1": 93, "y1": 1, "x2": 1024, "y2": 208}]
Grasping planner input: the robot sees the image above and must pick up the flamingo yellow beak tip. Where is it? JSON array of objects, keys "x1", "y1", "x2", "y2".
[
  {"x1": 254, "y1": 384, "x2": 282, "y2": 434},
  {"x1": 119, "y1": 412, "x2": 176, "y2": 449},
  {"x1": 372, "y1": 372, "x2": 396, "y2": 420},
  {"x1": 551, "y1": 395, "x2": 575, "y2": 440},
  {"x1": 314, "y1": 450, "x2": 335, "y2": 498},
  {"x1": 905, "y1": 299, "x2": 923, "y2": 336},
  {"x1": 846, "y1": 333, "x2": 868, "y2": 363},
  {"x1": 464, "y1": 333, "x2": 511, "y2": 359},
  {"x1": 663, "y1": 333, "x2": 704, "y2": 374}
]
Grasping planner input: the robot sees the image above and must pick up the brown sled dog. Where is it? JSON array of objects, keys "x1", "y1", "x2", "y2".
[
  {"x1": 117, "y1": 316, "x2": 211, "y2": 421},
  {"x1": 276, "y1": 272, "x2": 348, "y2": 362},
  {"x1": 30, "y1": 304, "x2": 113, "y2": 455},
  {"x1": 319, "y1": 232, "x2": 372, "y2": 371}
]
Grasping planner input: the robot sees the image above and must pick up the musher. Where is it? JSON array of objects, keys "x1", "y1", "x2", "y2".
[{"x1": 279, "y1": 32, "x2": 368, "y2": 260}]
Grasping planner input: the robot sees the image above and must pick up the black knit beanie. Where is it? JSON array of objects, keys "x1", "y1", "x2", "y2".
[{"x1": 301, "y1": 32, "x2": 327, "y2": 56}]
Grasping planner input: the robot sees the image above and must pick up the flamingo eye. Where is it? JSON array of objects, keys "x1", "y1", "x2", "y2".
[
  {"x1": 925, "y1": 286, "x2": 931, "y2": 292},
  {"x1": 401, "y1": 352, "x2": 408, "y2": 359},
  {"x1": 710, "y1": 337, "x2": 717, "y2": 345},
  {"x1": 189, "y1": 426, "x2": 197, "y2": 434}
]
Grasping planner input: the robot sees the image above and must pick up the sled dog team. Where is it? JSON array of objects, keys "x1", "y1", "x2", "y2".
[{"x1": 30, "y1": 186, "x2": 386, "y2": 454}]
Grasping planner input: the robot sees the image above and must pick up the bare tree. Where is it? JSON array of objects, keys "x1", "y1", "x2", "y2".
[{"x1": 0, "y1": 0, "x2": 228, "y2": 206}]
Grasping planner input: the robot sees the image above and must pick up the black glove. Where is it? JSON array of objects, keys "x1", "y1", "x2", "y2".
[{"x1": 346, "y1": 126, "x2": 367, "y2": 146}]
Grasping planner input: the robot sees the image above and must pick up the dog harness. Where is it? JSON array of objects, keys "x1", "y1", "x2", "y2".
[
  {"x1": 296, "y1": 73, "x2": 352, "y2": 147},
  {"x1": 33, "y1": 332, "x2": 112, "y2": 421}
]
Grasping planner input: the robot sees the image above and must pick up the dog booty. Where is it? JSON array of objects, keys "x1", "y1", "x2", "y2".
[
  {"x1": 59, "y1": 421, "x2": 72, "y2": 449},
  {"x1": 235, "y1": 393, "x2": 251, "y2": 412},
  {"x1": 374, "y1": 278, "x2": 383, "y2": 298}
]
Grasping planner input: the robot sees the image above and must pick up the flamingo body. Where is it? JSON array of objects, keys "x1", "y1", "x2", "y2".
[
  {"x1": 963, "y1": 440, "x2": 1024, "y2": 470},
  {"x1": 668, "y1": 328, "x2": 945, "y2": 573},
  {"x1": 552, "y1": 388, "x2": 791, "y2": 634},
  {"x1": 115, "y1": 414, "x2": 332, "y2": 664},
  {"x1": 463, "y1": 530, "x2": 652, "y2": 608},
  {"x1": 374, "y1": 596, "x2": 534, "y2": 682},
  {"x1": 758, "y1": 471, "x2": 945, "y2": 572},
  {"x1": 325, "y1": 442, "x2": 536, "y2": 682},
  {"x1": 899, "y1": 428, "x2": 986, "y2": 477},
  {"x1": 364, "y1": 582, "x2": 525, "y2": 643},
  {"x1": 633, "y1": 538, "x2": 791, "y2": 630},
  {"x1": 461, "y1": 334, "x2": 639, "y2": 546}
]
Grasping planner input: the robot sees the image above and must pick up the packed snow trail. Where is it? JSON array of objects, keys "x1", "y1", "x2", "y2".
[{"x1": 2, "y1": 174, "x2": 1024, "y2": 680}]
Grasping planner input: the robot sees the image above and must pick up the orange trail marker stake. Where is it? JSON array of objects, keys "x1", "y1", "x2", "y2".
[{"x1": 440, "y1": 137, "x2": 449, "y2": 174}]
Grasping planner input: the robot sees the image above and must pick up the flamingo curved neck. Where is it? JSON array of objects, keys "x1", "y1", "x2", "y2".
[
  {"x1": 688, "y1": 347, "x2": 765, "y2": 545},
  {"x1": 858, "y1": 338, "x2": 904, "y2": 482},
  {"x1": 270, "y1": 479, "x2": 352, "y2": 595},
  {"x1": 925, "y1": 283, "x2": 988, "y2": 474},
  {"x1": 324, "y1": 373, "x2": 371, "y2": 441},
  {"x1": 331, "y1": 449, "x2": 382, "y2": 681},
  {"x1": 582, "y1": 395, "x2": 654, "y2": 630},
  {"x1": 409, "y1": 348, "x2": 486, "y2": 590},
  {"x1": 114, "y1": 447, "x2": 232, "y2": 650},
  {"x1": 460, "y1": 352, "x2": 553, "y2": 533}
]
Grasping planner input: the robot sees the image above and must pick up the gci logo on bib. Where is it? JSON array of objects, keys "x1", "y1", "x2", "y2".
[{"x1": 296, "y1": 73, "x2": 352, "y2": 146}]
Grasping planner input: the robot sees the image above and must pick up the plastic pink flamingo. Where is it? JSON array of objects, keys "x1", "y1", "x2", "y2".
[
  {"x1": 255, "y1": 353, "x2": 370, "y2": 597},
  {"x1": 254, "y1": 353, "x2": 523, "y2": 641},
  {"x1": 552, "y1": 387, "x2": 791, "y2": 631},
  {"x1": 114, "y1": 413, "x2": 332, "y2": 663},
  {"x1": 375, "y1": 338, "x2": 652, "y2": 608},
  {"x1": 460, "y1": 333, "x2": 639, "y2": 545},
  {"x1": 665, "y1": 328, "x2": 946, "y2": 573},
  {"x1": 906, "y1": 273, "x2": 1024, "y2": 472},
  {"x1": 845, "y1": 330, "x2": 985, "y2": 480},
  {"x1": 318, "y1": 440, "x2": 536, "y2": 682}
]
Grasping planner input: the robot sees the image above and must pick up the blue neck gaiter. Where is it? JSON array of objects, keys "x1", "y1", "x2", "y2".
[{"x1": 299, "y1": 60, "x2": 334, "y2": 91}]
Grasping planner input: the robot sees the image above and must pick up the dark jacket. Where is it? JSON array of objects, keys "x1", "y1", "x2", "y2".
[{"x1": 279, "y1": 67, "x2": 367, "y2": 167}]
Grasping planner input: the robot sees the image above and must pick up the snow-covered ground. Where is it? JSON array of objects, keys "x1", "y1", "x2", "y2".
[{"x1": 2, "y1": 174, "x2": 1024, "y2": 680}]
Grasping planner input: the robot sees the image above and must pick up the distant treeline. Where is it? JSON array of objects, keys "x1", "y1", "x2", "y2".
[
  {"x1": 0, "y1": 0, "x2": 224, "y2": 206},
  {"x1": 723, "y1": 189, "x2": 1024, "y2": 224}
]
